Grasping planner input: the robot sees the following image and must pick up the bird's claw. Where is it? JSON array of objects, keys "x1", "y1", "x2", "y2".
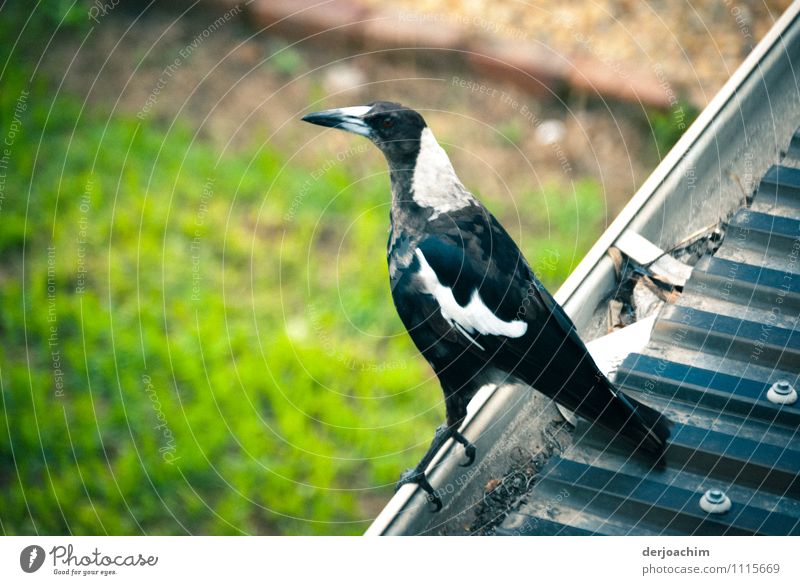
[
  {"x1": 459, "y1": 442, "x2": 477, "y2": 467},
  {"x1": 395, "y1": 468, "x2": 419, "y2": 491},
  {"x1": 451, "y1": 430, "x2": 477, "y2": 467},
  {"x1": 395, "y1": 468, "x2": 443, "y2": 512},
  {"x1": 426, "y1": 492, "x2": 443, "y2": 512},
  {"x1": 394, "y1": 427, "x2": 476, "y2": 512}
]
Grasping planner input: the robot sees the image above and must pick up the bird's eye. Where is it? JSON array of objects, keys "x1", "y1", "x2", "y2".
[{"x1": 382, "y1": 119, "x2": 394, "y2": 129}]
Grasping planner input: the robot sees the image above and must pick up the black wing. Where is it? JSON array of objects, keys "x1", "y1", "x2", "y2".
[{"x1": 392, "y1": 205, "x2": 669, "y2": 453}]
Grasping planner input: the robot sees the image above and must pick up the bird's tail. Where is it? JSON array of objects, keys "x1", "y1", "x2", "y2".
[
  {"x1": 537, "y1": 356, "x2": 672, "y2": 457},
  {"x1": 612, "y1": 391, "x2": 672, "y2": 457}
]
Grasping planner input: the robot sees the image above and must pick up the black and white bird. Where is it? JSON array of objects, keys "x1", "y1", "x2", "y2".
[{"x1": 302, "y1": 102, "x2": 670, "y2": 510}]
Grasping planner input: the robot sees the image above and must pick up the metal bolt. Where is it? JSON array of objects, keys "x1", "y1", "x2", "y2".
[
  {"x1": 767, "y1": 380, "x2": 798, "y2": 405},
  {"x1": 700, "y1": 489, "x2": 731, "y2": 514}
]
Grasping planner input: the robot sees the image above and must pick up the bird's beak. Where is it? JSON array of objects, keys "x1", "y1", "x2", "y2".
[{"x1": 301, "y1": 105, "x2": 373, "y2": 137}]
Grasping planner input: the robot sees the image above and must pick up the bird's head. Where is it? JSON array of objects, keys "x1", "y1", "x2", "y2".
[{"x1": 302, "y1": 101, "x2": 427, "y2": 165}]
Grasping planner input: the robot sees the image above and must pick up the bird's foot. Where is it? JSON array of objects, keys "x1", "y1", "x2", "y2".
[
  {"x1": 451, "y1": 430, "x2": 477, "y2": 467},
  {"x1": 393, "y1": 425, "x2": 477, "y2": 513},
  {"x1": 396, "y1": 468, "x2": 442, "y2": 512},
  {"x1": 432, "y1": 424, "x2": 477, "y2": 467}
]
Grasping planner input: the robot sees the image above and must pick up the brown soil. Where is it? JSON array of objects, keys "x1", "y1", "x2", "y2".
[
  {"x1": 45, "y1": 3, "x2": 673, "y2": 223},
  {"x1": 362, "y1": 0, "x2": 792, "y2": 106},
  {"x1": 46, "y1": 2, "x2": 787, "y2": 226}
]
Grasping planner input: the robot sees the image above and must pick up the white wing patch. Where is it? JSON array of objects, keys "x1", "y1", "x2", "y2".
[{"x1": 414, "y1": 249, "x2": 528, "y2": 342}]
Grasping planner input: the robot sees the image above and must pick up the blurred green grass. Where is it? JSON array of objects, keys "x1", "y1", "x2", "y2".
[{"x1": 0, "y1": 4, "x2": 606, "y2": 535}]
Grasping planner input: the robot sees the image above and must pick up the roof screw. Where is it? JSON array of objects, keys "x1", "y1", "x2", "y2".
[
  {"x1": 700, "y1": 489, "x2": 731, "y2": 514},
  {"x1": 767, "y1": 380, "x2": 798, "y2": 405}
]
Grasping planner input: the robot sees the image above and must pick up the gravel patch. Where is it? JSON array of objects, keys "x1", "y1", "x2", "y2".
[{"x1": 362, "y1": 0, "x2": 791, "y2": 106}]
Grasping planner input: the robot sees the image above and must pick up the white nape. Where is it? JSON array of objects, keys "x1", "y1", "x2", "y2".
[
  {"x1": 411, "y1": 128, "x2": 474, "y2": 218},
  {"x1": 414, "y1": 249, "x2": 528, "y2": 340}
]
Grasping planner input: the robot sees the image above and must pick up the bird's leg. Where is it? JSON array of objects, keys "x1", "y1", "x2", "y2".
[
  {"x1": 451, "y1": 429, "x2": 477, "y2": 466},
  {"x1": 396, "y1": 424, "x2": 451, "y2": 511},
  {"x1": 396, "y1": 423, "x2": 477, "y2": 512}
]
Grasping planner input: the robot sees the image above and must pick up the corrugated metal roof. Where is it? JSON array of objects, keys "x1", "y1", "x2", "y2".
[{"x1": 498, "y1": 148, "x2": 800, "y2": 536}]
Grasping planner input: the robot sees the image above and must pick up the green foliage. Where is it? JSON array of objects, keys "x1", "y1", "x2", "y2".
[
  {"x1": 495, "y1": 119, "x2": 525, "y2": 146},
  {"x1": 0, "y1": 79, "x2": 440, "y2": 533},
  {"x1": 647, "y1": 100, "x2": 699, "y2": 157},
  {"x1": 266, "y1": 41, "x2": 307, "y2": 78},
  {"x1": 0, "y1": 15, "x2": 606, "y2": 535},
  {"x1": 0, "y1": 1, "x2": 91, "y2": 63}
]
